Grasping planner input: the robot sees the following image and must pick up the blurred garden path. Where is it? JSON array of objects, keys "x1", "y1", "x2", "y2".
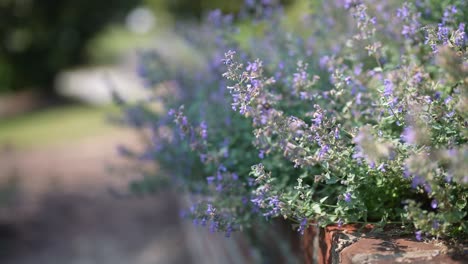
[{"x1": 0, "y1": 129, "x2": 194, "y2": 264}]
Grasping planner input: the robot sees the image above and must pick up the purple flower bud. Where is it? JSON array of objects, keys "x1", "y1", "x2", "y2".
[{"x1": 431, "y1": 199, "x2": 438, "y2": 209}]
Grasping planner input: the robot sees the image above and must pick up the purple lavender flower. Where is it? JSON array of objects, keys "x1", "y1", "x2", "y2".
[
  {"x1": 232, "y1": 173, "x2": 239, "y2": 181},
  {"x1": 259, "y1": 150, "x2": 265, "y2": 159},
  {"x1": 431, "y1": 199, "x2": 438, "y2": 209},
  {"x1": 219, "y1": 164, "x2": 227, "y2": 172},
  {"x1": 442, "y1": 5, "x2": 457, "y2": 24},
  {"x1": 337, "y1": 218, "x2": 344, "y2": 228},
  {"x1": 312, "y1": 112, "x2": 323, "y2": 126},
  {"x1": 246, "y1": 61, "x2": 259, "y2": 72},
  {"x1": 200, "y1": 154, "x2": 207, "y2": 163},
  {"x1": 206, "y1": 176, "x2": 215, "y2": 185},
  {"x1": 319, "y1": 56, "x2": 330, "y2": 70},
  {"x1": 293, "y1": 71, "x2": 307, "y2": 84},
  {"x1": 297, "y1": 217, "x2": 308, "y2": 235},
  {"x1": 396, "y1": 5, "x2": 410, "y2": 19},
  {"x1": 444, "y1": 96, "x2": 452, "y2": 105},
  {"x1": 181, "y1": 116, "x2": 188, "y2": 126},
  {"x1": 403, "y1": 167, "x2": 411, "y2": 179},
  {"x1": 454, "y1": 23, "x2": 466, "y2": 47},
  {"x1": 319, "y1": 144, "x2": 329, "y2": 159},
  {"x1": 208, "y1": 9, "x2": 222, "y2": 26},
  {"x1": 445, "y1": 171, "x2": 453, "y2": 183},
  {"x1": 423, "y1": 183, "x2": 432, "y2": 194},
  {"x1": 377, "y1": 163, "x2": 386, "y2": 172},
  {"x1": 411, "y1": 176, "x2": 424, "y2": 189},
  {"x1": 344, "y1": 192, "x2": 352, "y2": 203},
  {"x1": 401, "y1": 126, "x2": 417, "y2": 145},
  {"x1": 437, "y1": 23, "x2": 450, "y2": 44},
  {"x1": 415, "y1": 230, "x2": 422, "y2": 241},
  {"x1": 209, "y1": 221, "x2": 218, "y2": 233},
  {"x1": 200, "y1": 121, "x2": 208, "y2": 140},
  {"x1": 383, "y1": 79, "x2": 393, "y2": 97},
  {"x1": 413, "y1": 72, "x2": 424, "y2": 84},
  {"x1": 245, "y1": 0, "x2": 255, "y2": 7},
  {"x1": 248, "y1": 177, "x2": 255, "y2": 186},
  {"x1": 356, "y1": 92, "x2": 362, "y2": 105},
  {"x1": 206, "y1": 204, "x2": 215, "y2": 215},
  {"x1": 263, "y1": 196, "x2": 281, "y2": 217},
  {"x1": 334, "y1": 127, "x2": 340, "y2": 139}
]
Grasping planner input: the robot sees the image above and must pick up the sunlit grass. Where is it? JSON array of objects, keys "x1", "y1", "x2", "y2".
[{"x1": 0, "y1": 105, "x2": 118, "y2": 149}]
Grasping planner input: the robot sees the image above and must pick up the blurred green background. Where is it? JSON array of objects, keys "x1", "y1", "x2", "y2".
[{"x1": 0, "y1": 0, "x2": 306, "y2": 148}]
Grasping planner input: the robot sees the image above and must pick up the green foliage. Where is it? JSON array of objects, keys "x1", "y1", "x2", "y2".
[
  {"x1": 121, "y1": 0, "x2": 467, "y2": 241},
  {"x1": 0, "y1": 0, "x2": 142, "y2": 93}
]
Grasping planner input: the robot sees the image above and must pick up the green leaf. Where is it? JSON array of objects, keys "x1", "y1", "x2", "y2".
[{"x1": 320, "y1": 196, "x2": 329, "y2": 203}]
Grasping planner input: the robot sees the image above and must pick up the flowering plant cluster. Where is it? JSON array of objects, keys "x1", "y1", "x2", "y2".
[{"x1": 119, "y1": 0, "x2": 467, "y2": 241}]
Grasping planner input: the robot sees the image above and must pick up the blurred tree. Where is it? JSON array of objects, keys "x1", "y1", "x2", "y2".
[
  {"x1": 0, "y1": 0, "x2": 142, "y2": 95},
  {"x1": 163, "y1": 0, "x2": 295, "y2": 19},
  {"x1": 0, "y1": 0, "x2": 296, "y2": 96}
]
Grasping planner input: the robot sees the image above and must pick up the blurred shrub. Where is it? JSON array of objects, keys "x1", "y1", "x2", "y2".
[
  {"x1": 0, "y1": 0, "x2": 142, "y2": 94},
  {"x1": 119, "y1": 0, "x2": 467, "y2": 242}
]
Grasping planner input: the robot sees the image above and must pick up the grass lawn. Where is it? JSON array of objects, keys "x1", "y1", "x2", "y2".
[{"x1": 0, "y1": 105, "x2": 118, "y2": 149}]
